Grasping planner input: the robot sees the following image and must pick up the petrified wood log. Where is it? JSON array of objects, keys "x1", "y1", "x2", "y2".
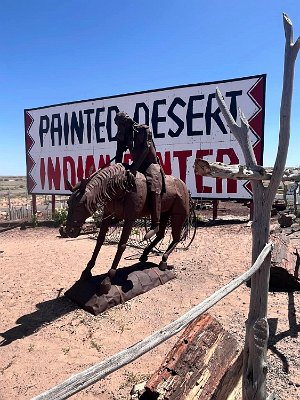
[
  {"x1": 270, "y1": 233, "x2": 300, "y2": 291},
  {"x1": 65, "y1": 262, "x2": 176, "y2": 315},
  {"x1": 277, "y1": 213, "x2": 295, "y2": 228},
  {"x1": 142, "y1": 313, "x2": 243, "y2": 400}
]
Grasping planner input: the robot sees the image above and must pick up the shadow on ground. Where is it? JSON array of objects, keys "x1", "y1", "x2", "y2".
[
  {"x1": 0, "y1": 294, "x2": 77, "y2": 346},
  {"x1": 268, "y1": 292, "x2": 299, "y2": 374}
]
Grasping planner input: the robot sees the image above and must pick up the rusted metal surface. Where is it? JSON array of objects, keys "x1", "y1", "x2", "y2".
[
  {"x1": 64, "y1": 111, "x2": 192, "y2": 295},
  {"x1": 114, "y1": 112, "x2": 163, "y2": 238},
  {"x1": 65, "y1": 262, "x2": 176, "y2": 316},
  {"x1": 65, "y1": 163, "x2": 190, "y2": 294}
]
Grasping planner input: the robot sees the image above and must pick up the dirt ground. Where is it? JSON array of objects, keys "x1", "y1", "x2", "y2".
[{"x1": 0, "y1": 208, "x2": 299, "y2": 399}]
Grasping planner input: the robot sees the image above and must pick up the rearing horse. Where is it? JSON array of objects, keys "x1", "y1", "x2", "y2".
[{"x1": 65, "y1": 163, "x2": 190, "y2": 294}]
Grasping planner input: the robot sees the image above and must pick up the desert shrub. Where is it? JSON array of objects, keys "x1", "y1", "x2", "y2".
[
  {"x1": 31, "y1": 214, "x2": 38, "y2": 228},
  {"x1": 53, "y1": 208, "x2": 68, "y2": 226}
]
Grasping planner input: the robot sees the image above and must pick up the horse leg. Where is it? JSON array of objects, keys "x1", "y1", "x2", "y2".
[
  {"x1": 80, "y1": 215, "x2": 112, "y2": 280},
  {"x1": 99, "y1": 219, "x2": 135, "y2": 294},
  {"x1": 139, "y1": 214, "x2": 169, "y2": 263},
  {"x1": 158, "y1": 214, "x2": 186, "y2": 271}
]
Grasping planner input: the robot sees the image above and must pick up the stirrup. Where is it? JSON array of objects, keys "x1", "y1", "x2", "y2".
[{"x1": 144, "y1": 225, "x2": 159, "y2": 240}]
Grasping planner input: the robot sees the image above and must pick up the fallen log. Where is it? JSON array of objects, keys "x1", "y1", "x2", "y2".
[
  {"x1": 0, "y1": 219, "x2": 28, "y2": 233},
  {"x1": 270, "y1": 233, "x2": 300, "y2": 291},
  {"x1": 193, "y1": 158, "x2": 300, "y2": 182},
  {"x1": 141, "y1": 313, "x2": 242, "y2": 400}
]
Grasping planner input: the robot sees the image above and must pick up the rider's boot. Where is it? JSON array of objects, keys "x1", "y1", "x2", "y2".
[{"x1": 144, "y1": 192, "x2": 161, "y2": 240}]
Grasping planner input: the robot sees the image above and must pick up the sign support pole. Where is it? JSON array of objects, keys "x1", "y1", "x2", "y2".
[
  {"x1": 212, "y1": 200, "x2": 219, "y2": 220},
  {"x1": 52, "y1": 195, "x2": 56, "y2": 218},
  {"x1": 32, "y1": 194, "x2": 37, "y2": 215}
]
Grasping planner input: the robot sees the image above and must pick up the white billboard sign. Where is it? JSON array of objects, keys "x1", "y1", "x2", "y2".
[{"x1": 25, "y1": 74, "x2": 266, "y2": 198}]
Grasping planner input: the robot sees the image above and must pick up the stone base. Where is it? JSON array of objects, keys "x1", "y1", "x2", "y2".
[{"x1": 65, "y1": 262, "x2": 176, "y2": 315}]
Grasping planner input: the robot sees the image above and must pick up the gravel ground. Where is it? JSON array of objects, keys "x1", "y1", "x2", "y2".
[{"x1": 0, "y1": 208, "x2": 299, "y2": 399}]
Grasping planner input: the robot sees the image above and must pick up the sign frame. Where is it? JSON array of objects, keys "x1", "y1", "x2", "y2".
[{"x1": 25, "y1": 74, "x2": 266, "y2": 199}]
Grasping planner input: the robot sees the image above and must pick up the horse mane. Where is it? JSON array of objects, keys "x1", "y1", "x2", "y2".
[{"x1": 84, "y1": 163, "x2": 131, "y2": 213}]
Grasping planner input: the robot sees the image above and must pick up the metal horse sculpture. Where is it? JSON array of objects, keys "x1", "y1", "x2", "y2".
[{"x1": 65, "y1": 163, "x2": 190, "y2": 294}]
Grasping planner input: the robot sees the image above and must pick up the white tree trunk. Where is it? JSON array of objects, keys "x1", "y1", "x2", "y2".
[{"x1": 214, "y1": 14, "x2": 300, "y2": 399}]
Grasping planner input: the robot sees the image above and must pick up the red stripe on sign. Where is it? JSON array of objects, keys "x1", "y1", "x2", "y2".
[
  {"x1": 249, "y1": 110, "x2": 263, "y2": 137},
  {"x1": 27, "y1": 154, "x2": 35, "y2": 172},
  {"x1": 248, "y1": 76, "x2": 264, "y2": 108},
  {"x1": 247, "y1": 77, "x2": 265, "y2": 164},
  {"x1": 249, "y1": 110, "x2": 263, "y2": 163},
  {"x1": 25, "y1": 111, "x2": 34, "y2": 133},
  {"x1": 28, "y1": 175, "x2": 36, "y2": 192},
  {"x1": 25, "y1": 111, "x2": 37, "y2": 192},
  {"x1": 243, "y1": 181, "x2": 253, "y2": 196}
]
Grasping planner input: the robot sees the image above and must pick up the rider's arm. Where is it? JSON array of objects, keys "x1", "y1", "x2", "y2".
[
  {"x1": 130, "y1": 127, "x2": 151, "y2": 173},
  {"x1": 115, "y1": 140, "x2": 127, "y2": 163}
]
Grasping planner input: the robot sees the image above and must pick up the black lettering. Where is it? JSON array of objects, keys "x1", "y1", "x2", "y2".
[
  {"x1": 167, "y1": 97, "x2": 186, "y2": 137},
  {"x1": 134, "y1": 103, "x2": 149, "y2": 125},
  {"x1": 226, "y1": 90, "x2": 242, "y2": 121},
  {"x1": 84, "y1": 109, "x2": 95, "y2": 143},
  {"x1": 205, "y1": 93, "x2": 227, "y2": 135},
  {"x1": 152, "y1": 99, "x2": 166, "y2": 138},
  {"x1": 186, "y1": 95, "x2": 204, "y2": 136},
  {"x1": 50, "y1": 114, "x2": 62, "y2": 146},
  {"x1": 71, "y1": 111, "x2": 84, "y2": 144},
  {"x1": 39, "y1": 115, "x2": 49, "y2": 147},
  {"x1": 95, "y1": 108, "x2": 105, "y2": 143},
  {"x1": 63, "y1": 113, "x2": 69, "y2": 145},
  {"x1": 107, "y1": 106, "x2": 119, "y2": 142}
]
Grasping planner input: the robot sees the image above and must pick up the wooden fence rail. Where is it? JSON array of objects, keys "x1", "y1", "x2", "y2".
[{"x1": 32, "y1": 243, "x2": 272, "y2": 400}]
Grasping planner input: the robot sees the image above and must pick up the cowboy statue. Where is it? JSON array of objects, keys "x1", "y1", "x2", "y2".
[{"x1": 114, "y1": 111, "x2": 163, "y2": 240}]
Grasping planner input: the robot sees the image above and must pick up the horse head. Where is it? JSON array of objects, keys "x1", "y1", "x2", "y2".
[{"x1": 65, "y1": 179, "x2": 91, "y2": 238}]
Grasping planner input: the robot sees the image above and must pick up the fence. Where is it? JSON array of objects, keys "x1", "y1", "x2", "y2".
[
  {"x1": 32, "y1": 243, "x2": 272, "y2": 400},
  {"x1": 0, "y1": 194, "x2": 70, "y2": 223}
]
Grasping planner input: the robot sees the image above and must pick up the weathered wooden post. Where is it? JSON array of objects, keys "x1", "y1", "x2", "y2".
[
  {"x1": 7, "y1": 190, "x2": 12, "y2": 220},
  {"x1": 32, "y1": 194, "x2": 37, "y2": 216},
  {"x1": 51, "y1": 194, "x2": 56, "y2": 218},
  {"x1": 194, "y1": 14, "x2": 299, "y2": 400},
  {"x1": 293, "y1": 182, "x2": 298, "y2": 213}
]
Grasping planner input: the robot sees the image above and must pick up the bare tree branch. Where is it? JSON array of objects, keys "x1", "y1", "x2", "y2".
[
  {"x1": 283, "y1": 13, "x2": 300, "y2": 54},
  {"x1": 283, "y1": 13, "x2": 293, "y2": 45},
  {"x1": 268, "y1": 14, "x2": 300, "y2": 201},
  {"x1": 215, "y1": 88, "x2": 257, "y2": 167},
  {"x1": 194, "y1": 159, "x2": 300, "y2": 182}
]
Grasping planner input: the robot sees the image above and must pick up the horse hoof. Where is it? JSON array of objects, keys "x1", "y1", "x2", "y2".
[
  {"x1": 108, "y1": 269, "x2": 117, "y2": 280},
  {"x1": 158, "y1": 261, "x2": 168, "y2": 271},
  {"x1": 99, "y1": 277, "x2": 111, "y2": 295},
  {"x1": 80, "y1": 270, "x2": 92, "y2": 280},
  {"x1": 139, "y1": 255, "x2": 148, "y2": 263}
]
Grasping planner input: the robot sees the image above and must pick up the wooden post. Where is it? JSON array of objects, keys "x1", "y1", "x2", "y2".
[
  {"x1": 249, "y1": 201, "x2": 254, "y2": 221},
  {"x1": 212, "y1": 16, "x2": 300, "y2": 399},
  {"x1": 32, "y1": 194, "x2": 37, "y2": 215},
  {"x1": 8, "y1": 190, "x2": 12, "y2": 220},
  {"x1": 212, "y1": 199, "x2": 218, "y2": 220},
  {"x1": 293, "y1": 182, "x2": 298, "y2": 213},
  {"x1": 51, "y1": 195, "x2": 56, "y2": 217},
  {"x1": 283, "y1": 183, "x2": 288, "y2": 206}
]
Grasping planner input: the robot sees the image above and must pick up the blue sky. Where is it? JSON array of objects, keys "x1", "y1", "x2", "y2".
[{"x1": 1, "y1": 0, "x2": 300, "y2": 176}]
